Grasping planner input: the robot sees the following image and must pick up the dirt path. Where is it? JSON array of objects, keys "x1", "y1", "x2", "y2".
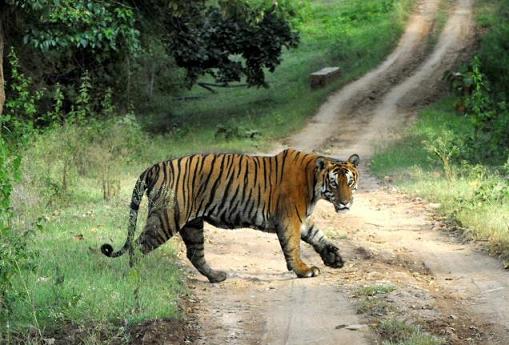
[{"x1": 184, "y1": 1, "x2": 509, "y2": 344}]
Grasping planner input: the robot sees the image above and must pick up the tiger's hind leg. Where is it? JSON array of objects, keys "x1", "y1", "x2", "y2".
[
  {"x1": 133, "y1": 209, "x2": 175, "y2": 266},
  {"x1": 180, "y1": 219, "x2": 227, "y2": 283}
]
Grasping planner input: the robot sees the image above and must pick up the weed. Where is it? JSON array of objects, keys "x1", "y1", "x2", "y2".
[
  {"x1": 378, "y1": 319, "x2": 444, "y2": 345},
  {"x1": 356, "y1": 283, "x2": 396, "y2": 316},
  {"x1": 357, "y1": 283, "x2": 396, "y2": 297}
]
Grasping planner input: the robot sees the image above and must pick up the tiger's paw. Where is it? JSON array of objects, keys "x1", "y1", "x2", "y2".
[
  {"x1": 207, "y1": 270, "x2": 227, "y2": 283},
  {"x1": 296, "y1": 266, "x2": 320, "y2": 278},
  {"x1": 320, "y1": 244, "x2": 344, "y2": 268}
]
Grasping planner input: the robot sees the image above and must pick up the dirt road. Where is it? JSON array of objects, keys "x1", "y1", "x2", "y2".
[{"x1": 184, "y1": 1, "x2": 509, "y2": 344}]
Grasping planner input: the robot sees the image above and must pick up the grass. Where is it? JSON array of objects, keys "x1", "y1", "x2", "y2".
[
  {"x1": 354, "y1": 285, "x2": 443, "y2": 344},
  {"x1": 357, "y1": 283, "x2": 396, "y2": 297},
  {"x1": 378, "y1": 319, "x2": 444, "y2": 345},
  {"x1": 4, "y1": 186, "x2": 185, "y2": 332},
  {"x1": 356, "y1": 283, "x2": 396, "y2": 316},
  {"x1": 371, "y1": 97, "x2": 509, "y2": 261},
  {"x1": 3, "y1": 0, "x2": 418, "y2": 341}
]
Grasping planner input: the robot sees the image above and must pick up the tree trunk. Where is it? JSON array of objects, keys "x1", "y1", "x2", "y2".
[{"x1": 0, "y1": 17, "x2": 5, "y2": 116}]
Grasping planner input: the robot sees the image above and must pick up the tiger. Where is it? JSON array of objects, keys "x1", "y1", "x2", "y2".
[{"x1": 101, "y1": 148, "x2": 360, "y2": 283}]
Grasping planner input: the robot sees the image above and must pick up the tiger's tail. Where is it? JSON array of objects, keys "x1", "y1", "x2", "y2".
[{"x1": 100, "y1": 168, "x2": 150, "y2": 261}]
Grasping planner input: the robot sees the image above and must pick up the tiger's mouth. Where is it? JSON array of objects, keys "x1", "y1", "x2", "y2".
[{"x1": 334, "y1": 204, "x2": 350, "y2": 213}]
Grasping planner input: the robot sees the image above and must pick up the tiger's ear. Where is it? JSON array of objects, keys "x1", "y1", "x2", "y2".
[
  {"x1": 316, "y1": 157, "x2": 326, "y2": 170},
  {"x1": 348, "y1": 154, "x2": 360, "y2": 167}
]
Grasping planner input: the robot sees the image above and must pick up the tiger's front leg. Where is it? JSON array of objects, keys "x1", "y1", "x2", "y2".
[
  {"x1": 301, "y1": 220, "x2": 344, "y2": 268},
  {"x1": 277, "y1": 219, "x2": 320, "y2": 278}
]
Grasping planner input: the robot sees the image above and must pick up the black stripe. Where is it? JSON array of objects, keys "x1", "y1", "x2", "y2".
[
  {"x1": 215, "y1": 156, "x2": 238, "y2": 212},
  {"x1": 195, "y1": 155, "x2": 218, "y2": 214},
  {"x1": 274, "y1": 154, "x2": 279, "y2": 183},
  {"x1": 280, "y1": 150, "x2": 288, "y2": 184},
  {"x1": 253, "y1": 157, "x2": 259, "y2": 185},
  {"x1": 293, "y1": 151, "x2": 301, "y2": 162},
  {"x1": 262, "y1": 157, "x2": 268, "y2": 190},
  {"x1": 294, "y1": 204, "x2": 303, "y2": 223},
  {"x1": 203, "y1": 155, "x2": 227, "y2": 213},
  {"x1": 130, "y1": 201, "x2": 140, "y2": 210}
]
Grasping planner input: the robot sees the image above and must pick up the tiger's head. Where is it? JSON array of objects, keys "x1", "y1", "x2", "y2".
[{"x1": 316, "y1": 154, "x2": 360, "y2": 213}]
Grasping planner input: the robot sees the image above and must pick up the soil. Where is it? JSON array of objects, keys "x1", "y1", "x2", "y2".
[{"x1": 180, "y1": 0, "x2": 509, "y2": 344}]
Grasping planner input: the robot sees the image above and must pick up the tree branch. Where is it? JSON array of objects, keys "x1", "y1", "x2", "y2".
[{"x1": 197, "y1": 82, "x2": 249, "y2": 93}]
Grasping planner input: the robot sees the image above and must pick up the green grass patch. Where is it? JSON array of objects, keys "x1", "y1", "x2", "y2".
[
  {"x1": 357, "y1": 283, "x2": 397, "y2": 297},
  {"x1": 4, "y1": 192, "x2": 185, "y2": 334},
  {"x1": 378, "y1": 319, "x2": 444, "y2": 345},
  {"x1": 356, "y1": 283, "x2": 396, "y2": 316},
  {"x1": 371, "y1": 98, "x2": 509, "y2": 261}
]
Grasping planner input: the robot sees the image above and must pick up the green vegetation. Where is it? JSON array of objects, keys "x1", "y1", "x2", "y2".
[
  {"x1": 354, "y1": 285, "x2": 443, "y2": 344},
  {"x1": 355, "y1": 284, "x2": 396, "y2": 316},
  {"x1": 1, "y1": 0, "x2": 417, "y2": 341},
  {"x1": 378, "y1": 319, "x2": 444, "y2": 345},
  {"x1": 372, "y1": 0, "x2": 509, "y2": 262},
  {"x1": 372, "y1": 98, "x2": 509, "y2": 260},
  {"x1": 0, "y1": 0, "x2": 299, "y2": 120},
  {"x1": 357, "y1": 283, "x2": 396, "y2": 297}
]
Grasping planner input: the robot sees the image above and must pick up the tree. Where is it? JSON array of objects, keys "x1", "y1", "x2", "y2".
[
  {"x1": 0, "y1": 0, "x2": 299, "y2": 117},
  {"x1": 0, "y1": 0, "x2": 140, "y2": 116},
  {"x1": 165, "y1": 1, "x2": 299, "y2": 88}
]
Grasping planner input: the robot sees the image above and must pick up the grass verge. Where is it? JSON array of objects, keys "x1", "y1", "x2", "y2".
[{"x1": 354, "y1": 284, "x2": 443, "y2": 344}]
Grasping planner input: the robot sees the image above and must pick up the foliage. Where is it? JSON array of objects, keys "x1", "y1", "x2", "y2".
[
  {"x1": 168, "y1": 1, "x2": 299, "y2": 88},
  {"x1": 2, "y1": 0, "x2": 301, "y2": 124},
  {"x1": 13, "y1": 0, "x2": 140, "y2": 53},
  {"x1": 444, "y1": 56, "x2": 508, "y2": 164},
  {"x1": 476, "y1": 0, "x2": 509, "y2": 100},
  {"x1": 25, "y1": 74, "x2": 149, "y2": 202},
  {"x1": 422, "y1": 129, "x2": 461, "y2": 181},
  {"x1": 0, "y1": 48, "x2": 41, "y2": 143}
]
